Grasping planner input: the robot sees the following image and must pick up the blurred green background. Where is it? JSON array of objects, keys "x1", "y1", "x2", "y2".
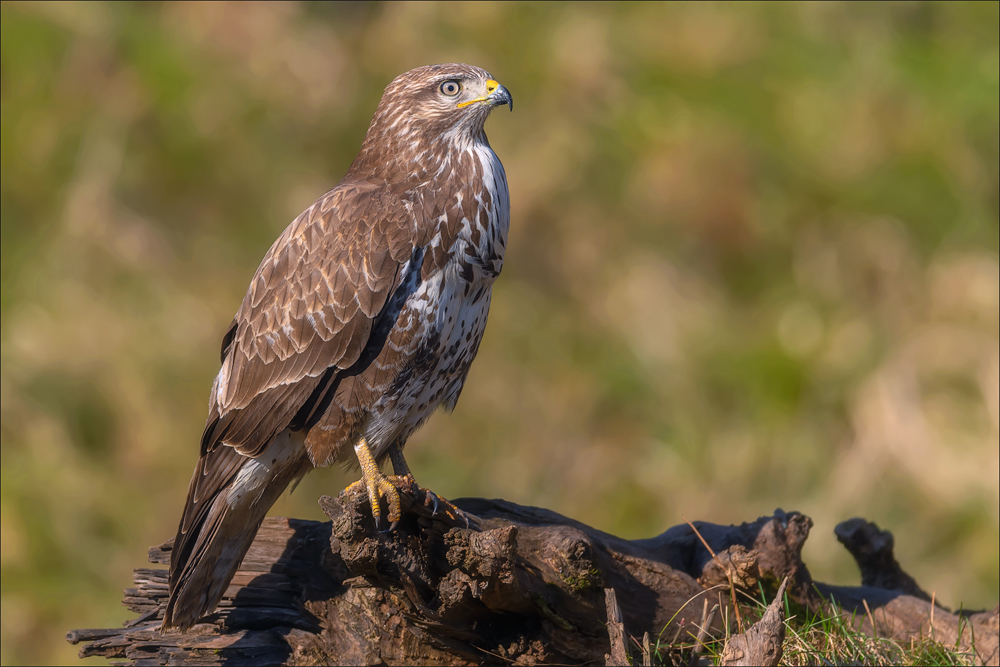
[{"x1": 2, "y1": 2, "x2": 997, "y2": 664}]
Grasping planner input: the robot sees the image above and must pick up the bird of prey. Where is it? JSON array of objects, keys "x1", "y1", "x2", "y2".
[{"x1": 163, "y1": 64, "x2": 512, "y2": 631}]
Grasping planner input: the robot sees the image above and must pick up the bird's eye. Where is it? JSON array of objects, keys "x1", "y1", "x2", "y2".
[{"x1": 440, "y1": 80, "x2": 462, "y2": 96}]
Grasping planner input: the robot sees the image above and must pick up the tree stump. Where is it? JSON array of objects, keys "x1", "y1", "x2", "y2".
[{"x1": 67, "y1": 488, "x2": 1000, "y2": 665}]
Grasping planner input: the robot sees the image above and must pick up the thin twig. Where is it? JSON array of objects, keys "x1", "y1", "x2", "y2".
[
  {"x1": 690, "y1": 601, "x2": 719, "y2": 666},
  {"x1": 683, "y1": 516, "x2": 744, "y2": 633},
  {"x1": 669, "y1": 619, "x2": 686, "y2": 651},
  {"x1": 688, "y1": 598, "x2": 708, "y2": 663},
  {"x1": 658, "y1": 584, "x2": 728, "y2": 644},
  {"x1": 862, "y1": 598, "x2": 877, "y2": 639},
  {"x1": 472, "y1": 643, "x2": 517, "y2": 664}
]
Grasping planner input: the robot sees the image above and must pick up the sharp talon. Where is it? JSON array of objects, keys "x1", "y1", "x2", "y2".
[
  {"x1": 349, "y1": 439, "x2": 451, "y2": 531},
  {"x1": 420, "y1": 491, "x2": 469, "y2": 528}
]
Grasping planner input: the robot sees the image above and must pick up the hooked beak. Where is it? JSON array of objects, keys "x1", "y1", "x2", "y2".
[
  {"x1": 487, "y1": 80, "x2": 513, "y2": 111},
  {"x1": 457, "y1": 79, "x2": 513, "y2": 111}
]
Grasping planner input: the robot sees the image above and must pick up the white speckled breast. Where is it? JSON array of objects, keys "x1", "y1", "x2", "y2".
[{"x1": 364, "y1": 140, "x2": 509, "y2": 458}]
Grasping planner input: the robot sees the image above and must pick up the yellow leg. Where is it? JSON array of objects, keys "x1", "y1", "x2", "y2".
[
  {"x1": 344, "y1": 437, "x2": 409, "y2": 525},
  {"x1": 344, "y1": 440, "x2": 467, "y2": 528}
]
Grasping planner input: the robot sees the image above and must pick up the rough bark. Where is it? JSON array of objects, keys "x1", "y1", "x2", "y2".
[
  {"x1": 603, "y1": 588, "x2": 630, "y2": 667},
  {"x1": 67, "y1": 489, "x2": 999, "y2": 666},
  {"x1": 719, "y1": 577, "x2": 788, "y2": 666}
]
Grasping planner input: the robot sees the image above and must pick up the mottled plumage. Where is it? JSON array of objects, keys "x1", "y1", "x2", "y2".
[{"x1": 164, "y1": 64, "x2": 511, "y2": 631}]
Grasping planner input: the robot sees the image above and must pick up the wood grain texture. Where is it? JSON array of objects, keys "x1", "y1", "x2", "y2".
[
  {"x1": 719, "y1": 577, "x2": 788, "y2": 666},
  {"x1": 69, "y1": 496, "x2": 1000, "y2": 665}
]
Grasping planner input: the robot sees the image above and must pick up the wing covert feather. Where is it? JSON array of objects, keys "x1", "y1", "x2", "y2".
[{"x1": 204, "y1": 181, "x2": 414, "y2": 457}]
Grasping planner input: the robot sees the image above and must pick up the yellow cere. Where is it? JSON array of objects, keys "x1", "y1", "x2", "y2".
[{"x1": 456, "y1": 80, "x2": 499, "y2": 109}]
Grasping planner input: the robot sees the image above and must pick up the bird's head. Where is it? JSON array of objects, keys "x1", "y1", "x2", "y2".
[{"x1": 352, "y1": 64, "x2": 512, "y2": 181}]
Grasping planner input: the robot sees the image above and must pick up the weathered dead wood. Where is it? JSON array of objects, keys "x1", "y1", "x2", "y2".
[
  {"x1": 820, "y1": 518, "x2": 999, "y2": 667},
  {"x1": 603, "y1": 588, "x2": 630, "y2": 666},
  {"x1": 719, "y1": 577, "x2": 788, "y2": 666},
  {"x1": 834, "y1": 517, "x2": 932, "y2": 601},
  {"x1": 67, "y1": 491, "x2": 999, "y2": 666}
]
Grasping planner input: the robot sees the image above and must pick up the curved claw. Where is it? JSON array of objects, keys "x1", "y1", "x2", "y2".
[
  {"x1": 344, "y1": 472, "x2": 406, "y2": 526},
  {"x1": 347, "y1": 437, "x2": 469, "y2": 532},
  {"x1": 424, "y1": 491, "x2": 470, "y2": 528}
]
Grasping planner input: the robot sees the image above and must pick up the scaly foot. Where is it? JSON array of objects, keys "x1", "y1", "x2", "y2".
[
  {"x1": 344, "y1": 437, "x2": 419, "y2": 528},
  {"x1": 345, "y1": 440, "x2": 467, "y2": 529}
]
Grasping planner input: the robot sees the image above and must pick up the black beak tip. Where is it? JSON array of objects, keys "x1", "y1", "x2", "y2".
[{"x1": 492, "y1": 84, "x2": 513, "y2": 112}]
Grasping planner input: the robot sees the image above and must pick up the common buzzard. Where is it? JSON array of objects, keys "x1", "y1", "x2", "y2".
[{"x1": 164, "y1": 63, "x2": 512, "y2": 630}]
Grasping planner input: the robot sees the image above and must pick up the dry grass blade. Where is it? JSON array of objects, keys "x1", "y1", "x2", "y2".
[
  {"x1": 684, "y1": 516, "x2": 744, "y2": 633},
  {"x1": 690, "y1": 600, "x2": 720, "y2": 666},
  {"x1": 863, "y1": 598, "x2": 878, "y2": 639}
]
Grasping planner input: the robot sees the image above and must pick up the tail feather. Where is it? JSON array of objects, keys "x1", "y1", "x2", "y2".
[{"x1": 164, "y1": 430, "x2": 310, "y2": 631}]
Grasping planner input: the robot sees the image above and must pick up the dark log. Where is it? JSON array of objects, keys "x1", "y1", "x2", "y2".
[
  {"x1": 67, "y1": 489, "x2": 999, "y2": 666},
  {"x1": 834, "y1": 517, "x2": 932, "y2": 601},
  {"x1": 822, "y1": 518, "x2": 999, "y2": 667}
]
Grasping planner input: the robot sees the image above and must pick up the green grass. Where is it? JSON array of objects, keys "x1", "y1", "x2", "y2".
[
  {"x1": 642, "y1": 588, "x2": 977, "y2": 666},
  {"x1": 779, "y1": 603, "x2": 976, "y2": 667}
]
